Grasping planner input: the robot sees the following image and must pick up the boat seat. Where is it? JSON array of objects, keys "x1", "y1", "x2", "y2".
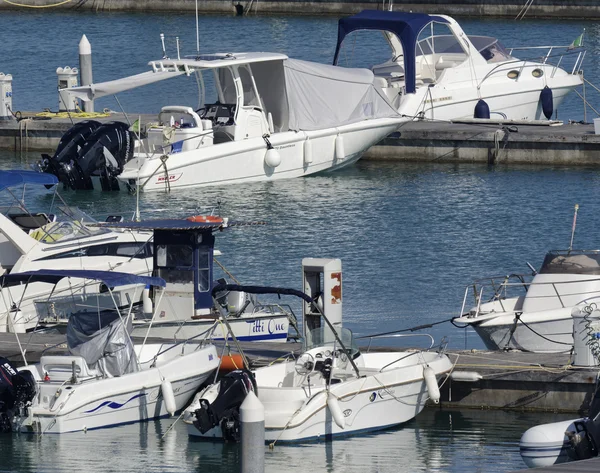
[
  {"x1": 11, "y1": 213, "x2": 55, "y2": 231},
  {"x1": 39, "y1": 355, "x2": 99, "y2": 382}
]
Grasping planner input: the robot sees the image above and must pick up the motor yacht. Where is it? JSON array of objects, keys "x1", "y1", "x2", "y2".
[
  {"x1": 334, "y1": 10, "x2": 584, "y2": 121},
  {"x1": 453, "y1": 249, "x2": 600, "y2": 352},
  {"x1": 0, "y1": 170, "x2": 152, "y2": 332},
  {"x1": 38, "y1": 51, "x2": 405, "y2": 192}
]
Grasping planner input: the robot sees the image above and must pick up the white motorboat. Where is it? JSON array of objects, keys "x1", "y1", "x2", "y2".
[
  {"x1": 453, "y1": 249, "x2": 600, "y2": 353},
  {"x1": 95, "y1": 215, "x2": 299, "y2": 343},
  {"x1": 334, "y1": 10, "x2": 584, "y2": 121},
  {"x1": 0, "y1": 170, "x2": 153, "y2": 333},
  {"x1": 183, "y1": 258, "x2": 453, "y2": 442},
  {"x1": 0, "y1": 269, "x2": 219, "y2": 434},
  {"x1": 39, "y1": 51, "x2": 405, "y2": 192}
]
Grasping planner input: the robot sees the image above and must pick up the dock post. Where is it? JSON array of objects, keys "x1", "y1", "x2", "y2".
[
  {"x1": 78, "y1": 34, "x2": 93, "y2": 113},
  {"x1": 0, "y1": 73, "x2": 13, "y2": 120},
  {"x1": 240, "y1": 391, "x2": 265, "y2": 473}
]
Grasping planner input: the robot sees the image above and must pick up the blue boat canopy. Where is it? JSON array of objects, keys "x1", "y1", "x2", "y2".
[
  {"x1": 0, "y1": 170, "x2": 58, "y2": 192},
  {"x1": 0, "y1": 269, "x2": 166, "y2": 289},
  {"x1": 333, "y1": 10, "x2": 450, "y2": 94}
]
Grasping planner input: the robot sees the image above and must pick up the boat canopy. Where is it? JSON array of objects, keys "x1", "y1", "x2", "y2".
[
  {"x1": 0, "y1": 269, "x2": 166, "y2": 288},
  {"x1": 333, "y1": 10, "x2": 450, "y2": 94},
  {"x1": 540, "y1": 251, "x2": 600, "y2": 275},
  {"x1": 0, "y1": 170, "x2": 58, "y2": 192}
]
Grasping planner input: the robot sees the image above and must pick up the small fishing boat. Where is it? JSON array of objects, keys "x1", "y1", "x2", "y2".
[
  {"x1": 94, "y1": 215, "x2": 299, "y2": 343},
  {"x1": 0, "y1": 170, "x2": 152, "y2": 333},
  {"x1": 183, "y1": 258, "x2": 453, "y2": 442},
  {"x1": 38, "y1": 49, "x2": 405, "y2": 192},
  {"x1": 453, "y1": 249, "x2": 600, "y2": 353},
  {"x1": 0, "y1": 269, "x2": 219, "y2": 434},
  {"x1": 334, "y1": 10, "x2": 584, "y2": 121}
]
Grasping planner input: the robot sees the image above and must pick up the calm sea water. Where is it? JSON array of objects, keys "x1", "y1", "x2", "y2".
[{"x1": 0, "y1": 10, "x2": 599, "y2": 473}]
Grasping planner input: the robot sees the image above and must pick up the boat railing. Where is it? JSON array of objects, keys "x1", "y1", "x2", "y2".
[
  {"x1": 359, "y1": 333, "x2": 435, "y2": 352},
  {"x1": 478, "y1": 46, "x2": 584, "y2": 89},
  {"x1": 461, "y1": 274, "x2": 600, "y2": 319}
]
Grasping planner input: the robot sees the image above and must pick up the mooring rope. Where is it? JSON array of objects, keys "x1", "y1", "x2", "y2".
[{"x1": 2, "y1": 0, "x2": 73, "y2": 7}]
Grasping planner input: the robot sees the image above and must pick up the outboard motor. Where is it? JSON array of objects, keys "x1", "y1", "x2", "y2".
[
  {"x1": 0, "y1": 357, "x2": 36, "y2": 433},
  {"x1": 36, "y1": 120, "x2": 101, "y2": 176},
  {"x1": 566, "y1": 385, "x2": 600, "y2": 461},
  {"x1": 58, "y1": 121, "x2": 133, "y2": 191},
  {"x1": 193, "y1": 369, "x2": 256, "y2": 442}
]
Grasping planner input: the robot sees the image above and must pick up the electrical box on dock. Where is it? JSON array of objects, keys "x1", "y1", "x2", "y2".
[
  {"x1": 56, "y1": 66, "x2": 79, "y2": 112},
  {"x1": 302, "y1": 258, "x2": 342, "y2": 347},
  {"x1": 0, "y1": 73, "x2": 13, "y2": 120}
]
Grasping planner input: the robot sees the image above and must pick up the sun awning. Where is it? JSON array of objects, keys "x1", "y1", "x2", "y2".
[
  {"x1": 65, "y1": 70, "x2": 185, "y2": 102},
  {"x1": 333, "y1": 10, "x2": 450, "y2": 94},
  {"x1": 0, "y1": 170, "x2": 58, "y2": 191},
  {"x1": 0, "y1": 269, "x2": 166, "y2": 288}
]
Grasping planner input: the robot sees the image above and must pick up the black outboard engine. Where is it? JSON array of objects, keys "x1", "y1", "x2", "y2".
[
  {"x1": 37, "y1": 120, "x2": 101, "y2": 176},
  {"x1": 193, "y1": 369, "x2": 256, "y2": 442},
  {"x1": 0, "y1": 357, "x2": 37, "y2": 433},
  {"x1": 566, "y1": 383, "x2": 600, "y2": 461},
  {"x1": 58, "y1": 121, "x2": 133, "y2": 191}
]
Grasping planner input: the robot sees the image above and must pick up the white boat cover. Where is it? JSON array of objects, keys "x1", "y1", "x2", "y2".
[
  {"x1": 67, "y1": 311, "x2": 138, "y2": 377},
  {"x1": 66, "y1": 70, "x2": 185, "y2": 102},
  {"x1": 282, "y1": 59, "x2": 399, "y2": 131}
]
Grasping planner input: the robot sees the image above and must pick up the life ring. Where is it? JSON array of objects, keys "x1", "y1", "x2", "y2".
[{"x1": 186, "y1": 215, "x2": 224, "y2": 224}]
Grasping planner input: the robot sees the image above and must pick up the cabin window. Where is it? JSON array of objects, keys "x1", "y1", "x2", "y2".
[
  {"x1": 539, "y1": 252, "x2": 600, "y2": 275},
  {"x1": 238, "y1": 65, "x2": 260, "y2": 108},
  {"x1": 197, "y1": 246, "x2": 210, "y2": 292},
  {"x1": 156, "y1": 244, "x2": 193, "y2": 268}
]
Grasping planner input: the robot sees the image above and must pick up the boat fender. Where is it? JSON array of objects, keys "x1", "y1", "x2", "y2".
[
  {"x1": 474, "y1": 99, "x2": 490, "y2": 119},
  {"x1": 186, "y1": 215, "x2": 224, "y2": 224},
  {"x1": 327, "y1": 393, "x2": 345, "y2": 429},
  {"x1": 161, "y1": 379, "x2": 176, "y2": 416},
  {"x1": 304, "y1": 138, "x2": 313, "y2": 165},
  {"x1": 540, "y1": 86, "x2": 554, "y2": 120},
  {"x1": 423, "y1": 366, "x2": 440, "y2": 404},
  {"x1": 264, "y1": 148, "x2": 281, "y2": 168},
  {"x1": 335, "y1": 134, "x2": 345, "y2": 161},
  {"x1": 219, "y1": 354, "x2": 245, "y2": 372},
  {"x1": 142, "y1": 284, "x2": 153, "y2": 315},
  {"x1": 449, "y1": 371, "x2": 482, "y2": 382}
]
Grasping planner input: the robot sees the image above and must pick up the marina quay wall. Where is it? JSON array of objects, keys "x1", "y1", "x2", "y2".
[
  {"x1": 3, "y1": 115, "x2": 600, "y2": 167},
  {"x1": 1, "y1": 0, "x2": 600, "y2": 18}
]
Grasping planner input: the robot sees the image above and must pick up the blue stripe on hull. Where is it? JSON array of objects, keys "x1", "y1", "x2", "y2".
[{"x1": 212, "y1": 333, "x2": 288, "y2": 342}]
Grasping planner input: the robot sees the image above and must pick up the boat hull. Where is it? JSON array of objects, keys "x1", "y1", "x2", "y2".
[
  {"x1": 131, "y1": 312, "x2": 290, "y2": 343},
  {"x1": 15, "y1": 344, "x2": 218, "y2": 434},
  {"x1": 520, "y1": 418, "x2": 580, "y2": 468},
  {"x1": 119, "y1": 118, "x2": 403, "y2": 192},
  {"x1": 186, "y1": 351, "x2": 452, "y2": 442}
]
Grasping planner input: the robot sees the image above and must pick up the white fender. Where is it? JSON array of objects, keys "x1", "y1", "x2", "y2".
[
  {"x1": 264, "y1": 148, "x2": 281, "y2": 168},
  {"x1": 423, "y1": 366, "x2": 440, "y2": 404},
  {"x1": 335, "y1": 134, "x2": 345, "y2": 161},
  {"x1": 142, "y1": 284, "x2": 153, "y2": 315},
  {"x1": 304, "y1": 138, "x2": 313, "y2": 164},
  {"x1": 327, "y1": 393, "x2": 345, "y2": 429},
  {"x1": 161, "y1": 379, "x2": 176, "y2": 416}
]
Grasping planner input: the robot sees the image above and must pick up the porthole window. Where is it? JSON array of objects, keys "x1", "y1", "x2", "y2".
[
  {"x1": 507, "y1": 70, "x2": 520, "y2": 80},
  {"x1": 532, "y1": 68, "x2": 544, "y2": 78}
]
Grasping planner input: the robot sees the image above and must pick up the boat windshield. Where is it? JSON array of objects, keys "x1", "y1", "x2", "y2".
[
  {"x1": 468, "y1": 36, "x2": 513, "y2": 63},
  {"x1": 416, "y1": 34, "x2": 467, "y2": 56},
  {"x1": 27, "y1": 206, "x2": 111, "y2": 244},
  {"x1": 305, "y1": 326, "x2": 360, "y2": 359},
  {"x1": 539, "y1": 251, "x2": 600, "y2": 275}
]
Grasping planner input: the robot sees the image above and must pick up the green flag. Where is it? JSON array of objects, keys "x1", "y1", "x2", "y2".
[
  {"x1": 568, "y1": 30, "x2": 585, "y2": 50},
  {"x1": 129, "y1": 118, "x2": 141, "y2": 134}
]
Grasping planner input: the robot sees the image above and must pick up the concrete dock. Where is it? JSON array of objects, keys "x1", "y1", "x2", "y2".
[
  {"x1": 2, "y1": 113, "x2": 600, "y2": 167},
  {"x1": 0, "y1": 0, "x2": 599, "y2": 19},
  {"x1": 1, "y1": 331, "x2": 597, "y2": 415}
]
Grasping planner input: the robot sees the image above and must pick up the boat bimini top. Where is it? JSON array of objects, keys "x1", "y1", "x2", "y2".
[
  {"x1": 333, "y1": 10, "x2": 450, "y2": 93},
  {"x1": 0, "y1": 170, "x2": 58, "y2": 192},
  {"x1": 0, "y1": 269, "x2": 165, "y2": 289}
]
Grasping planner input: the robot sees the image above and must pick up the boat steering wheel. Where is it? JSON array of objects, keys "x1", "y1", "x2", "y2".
[{"x1": 294, "y1": 352, "x2": 315, "y2": 377}]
